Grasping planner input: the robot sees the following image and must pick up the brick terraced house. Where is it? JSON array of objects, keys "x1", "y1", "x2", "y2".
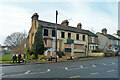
[{"x1": 28, "y1": 13, "x2": 98, "y2": 58}]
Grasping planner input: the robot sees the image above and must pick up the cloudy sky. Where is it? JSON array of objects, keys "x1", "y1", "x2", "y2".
[{"x1": 0, "y1": 0, "x2": 118, "y2": 45}]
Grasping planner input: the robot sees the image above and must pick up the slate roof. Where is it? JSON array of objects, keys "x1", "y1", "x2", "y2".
[
  {"x1": 100, "y1": 33, "x2": 120, "y2": 40},
  {"x1": 38, "y1": 20, "x2": 98, "y2": 37}
]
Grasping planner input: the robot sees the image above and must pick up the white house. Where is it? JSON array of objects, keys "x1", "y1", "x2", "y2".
[{"x1": 96, "y1": 28, "x2": 120, "y2": 52}]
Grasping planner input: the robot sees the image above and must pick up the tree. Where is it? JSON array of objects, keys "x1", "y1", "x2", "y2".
[
  {"x1": 4, "y1": 32, "x2": 27, "y2": 49},
  {"x1": 32, "y1": 24, "x2": 45, "y2": 59}
]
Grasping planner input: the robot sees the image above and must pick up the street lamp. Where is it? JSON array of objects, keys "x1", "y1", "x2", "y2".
[{"x1": 55, "y1": 10, "x2": 58, "y2": 62}]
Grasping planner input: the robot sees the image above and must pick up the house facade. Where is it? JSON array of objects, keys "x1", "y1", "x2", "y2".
[
  {"x1": 112, "y1": 30, "x2": 120, "y2": 52},
  {"x1": 28, "y1": 13, "x2": 98, "y2": 58},
  {"x1": 96, "y1": 28, "x2": 120, "y2": 52}
]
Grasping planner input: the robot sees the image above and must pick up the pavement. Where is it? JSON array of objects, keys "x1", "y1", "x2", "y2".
[
  {"x1": 0, "y1": 57, "x2": 105, "y2": 66},
  {"x1": 0, "y1": 56, "x2": 119, "y2": 79}
]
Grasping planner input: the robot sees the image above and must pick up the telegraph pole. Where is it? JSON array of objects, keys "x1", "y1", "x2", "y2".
[{"x1": 55, "y1": 10, "x2": 58, "y2": 62}]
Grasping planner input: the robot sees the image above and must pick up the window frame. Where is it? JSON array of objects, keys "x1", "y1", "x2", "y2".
[
  {"x1": 52, "y1": 29, "x2": 55, "y2": 37},
  {"x1": 83, "y1": 35, "x2": 85, "y2": 41},
  {"x1": 44, "y1": 29, "x2": 48, "y2": 36},
  {"x1": 61, "y1": 32, "x2": 65, "y2": 38},
  {"x1": 76, "y1": 34, "x2": 79, "y2": 40},
  {"x1": 68, "y1": 33, "x2": 71, "y2": 39}
]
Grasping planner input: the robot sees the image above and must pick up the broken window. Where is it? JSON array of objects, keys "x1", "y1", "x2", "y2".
[
  {"x1": 52, "y1": 30, "x2": 55, "y2": 37},
  {"x1": 61, "y1": 32, "x2": 65, "y2": 38},
  {"x1": 68, "y1": 33, "x2": 71, "y2": 39},
  {"x1": 76, "y1": 34, "x2": 79, "y2": 40},
  {"x1": 83, "y1": 35, "x2": 85, "y2": 41},
  {"x1": 44, "y1": 29, "x2": 48, "y2": 36}
]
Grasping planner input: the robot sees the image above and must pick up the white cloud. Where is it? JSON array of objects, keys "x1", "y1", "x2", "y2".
[
  {"x1": 56, "y1": 2, "x2": 118, "y2": 34},
  {"x1": 0, "y1": 0, "x2": 119, "y2": 2},
  {"x1": 0, "y1": 1, "x2": 118, "y2": 45},
  {"x1": 0, "y1": 4, "x2": 31, "y2": 45}
]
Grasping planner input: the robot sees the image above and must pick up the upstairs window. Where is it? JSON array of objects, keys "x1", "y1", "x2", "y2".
[
  {"x1": 61, "y1": 32, "x2": 65, "y2": 38},
  {"x1": 44, "y1": 29, "x2": 48, "y2": 36},
  {"x1": 52, "y1": 30, "x2": 55, "y2": 37},
  {"x1": 91, "y1": 37, "x2": 95, "y2": 43},
  {"x1": 83, "y1": 35, "x2": 85, "y2": 41},
  {"x1": 68, "y1": 33, "x2": 71, "y2": 39},
  {"x1": 76, "y1": 34, "x2": 79, "y2": 40}
]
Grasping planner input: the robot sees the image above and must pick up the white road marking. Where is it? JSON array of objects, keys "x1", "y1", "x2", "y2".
[
  {"x1": 103, "y1": 63, "x2": 106, "y2": 65},
  {"x1": 47, "y1": 69, "x2": 50, "y2": 72},
  {"x1": 69, "y1": 75, "x2": 80, "y2": 78},
  {"x1": 24, "y1": 70, "x2": 31, "y2": 74},
  {"x1": 80, "y1": 66, "x2": 84, "y2": 68},
  {"x1": 0, "y1": 73, "x2": 4, "y2": 76},
  {"x1": 92, "y1": 65, "x2": 96, "y2": 67},
  {"x1": 65, "y1": 67, "x2": 68, "y2": 70},
  {"x1": 90, "y1": 72, "x2": 99, "y2": 75},
  {"x1": 112, "y1": 62, "x2": 115, "y2": 64},
  {"x1": 107, "y1": 70, "x2": 115, "y2": 72}
]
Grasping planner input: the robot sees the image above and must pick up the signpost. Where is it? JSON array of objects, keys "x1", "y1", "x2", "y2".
[{"x1": 24, "y1": 44, "x2": 27, "y2": 63}]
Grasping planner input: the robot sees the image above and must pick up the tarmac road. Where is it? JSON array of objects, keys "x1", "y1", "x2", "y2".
[{"x1": 0, "y1": 57, "x2": 119, "y2": 78}]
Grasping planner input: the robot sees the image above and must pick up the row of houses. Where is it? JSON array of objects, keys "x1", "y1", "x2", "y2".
[{"x1": 28, "y1": 13, "x2": 120, "y2": 58}]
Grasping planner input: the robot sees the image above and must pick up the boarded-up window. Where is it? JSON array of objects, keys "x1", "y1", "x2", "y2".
[
  {"x1": 59, "y1": 41, "x2": 62, "y2": 49},
  {"x1": 47, "y1": 51, "x2": 50, "y2": 57},
  {"x1": 47, "y1": 40, "x2": 52, "y2": 47},
  {"x1": 65, "y1": 44, "x2": 71, "y2": 48},
  {"x1": 74, "y1": 44, "x2": 85, "y2": 50}
]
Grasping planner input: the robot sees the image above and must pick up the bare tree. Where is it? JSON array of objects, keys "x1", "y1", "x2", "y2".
[{"x1": 4, "y1": 32, "x2": 27, "y2": 49}]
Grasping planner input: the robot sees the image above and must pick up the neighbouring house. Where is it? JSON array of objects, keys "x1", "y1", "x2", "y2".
[
  {"x1": 96, "y1": 28, "x2": 120, "y2": 52},
  {"x1": 1, "y1": 45, "x2": 12, "y2": 54},
  {"x1": 28, "y1": 13, "x2": 98, "y2": 58},
  {"x1": 112, "y1": 30, "x2": 120, "y2": 52}
]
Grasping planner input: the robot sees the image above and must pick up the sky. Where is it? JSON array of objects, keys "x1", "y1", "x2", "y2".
[{"x1": 0, "y1": 0, "x2": 119, "y2": 45}]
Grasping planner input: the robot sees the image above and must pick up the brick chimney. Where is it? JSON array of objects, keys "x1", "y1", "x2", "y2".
[
  {"x1": 61, "y1": 20, "x2": 69, "y2": 26},
  {"x1": 77, "y1": 23, "x2": 82, "y2": 29},
  {"x1": 31, "y1": 13, "x2": 39, "y2": 20},
  {"x1": 102, "y1": 28, "x2": 107, "y2": 34},
  {"x1": 117, "y1": 30, "x2": 120, "y2": 36}
]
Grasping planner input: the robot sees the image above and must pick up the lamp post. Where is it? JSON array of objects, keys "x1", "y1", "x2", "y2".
[{"x1": 55, "y1": 10, "x2": 58, "y2": 62}]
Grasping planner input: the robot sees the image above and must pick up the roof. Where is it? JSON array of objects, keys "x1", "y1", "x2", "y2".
[
  {"x1": 38, "y1": 20, "x2": 98, "y2": 37},
  {"x1": 100, "y1": 33, "x2": 120, "y2": 40}
]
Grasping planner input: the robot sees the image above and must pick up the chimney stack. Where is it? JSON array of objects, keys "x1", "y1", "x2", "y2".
[
  {"x1": 31, "y1": 13, "x2": 39, "y2": 20},
  {"x1": 102, "y1": 28, "x2": 107, "y2": 34},
  {"x1": 61, "y1": 20, "x2": 69, "y2": 26},
  {"x1": 77, "y1": 23, "x2": 82, "y2": 29},
  {"x1": 117, "y1": 30, "x2": 120, "y2": 36}
]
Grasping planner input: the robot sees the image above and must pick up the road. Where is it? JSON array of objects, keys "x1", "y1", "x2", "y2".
[{"x1": 0, "y1": 57, "x2": 119, "y2": 78}]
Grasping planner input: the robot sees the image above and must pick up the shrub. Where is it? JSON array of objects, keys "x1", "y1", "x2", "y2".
[
  {"x1": 92, "y1": 50, "x2": 103, "y2": 53},
  {"x1": 57, "y1": 50, "x2": 65, "y2": 58}
]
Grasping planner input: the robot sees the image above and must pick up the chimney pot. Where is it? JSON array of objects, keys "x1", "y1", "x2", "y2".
[
  {"x1": 102, "y1": 28, "x2": 107, "y2": 34},
  {"x1": 31, "y1": 13, "x2": 39, "y2": 20},
  {"x1": 77, "y1": 23, "x2": 82, "y2": 29},
  {"x1": 117, "y1": 30, "x2": 120, "y2": 36},
  {"x1": 61, "y1": 20, "x2": 69, "y2": 26}
]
